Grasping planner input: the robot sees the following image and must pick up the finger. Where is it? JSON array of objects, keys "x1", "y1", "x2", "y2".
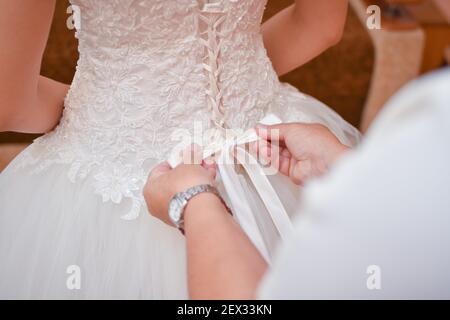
[
  {"x1": 250, "y1": 140, "x2": 262, "y2": 157},
  {"x1": 248, "y1": 141, "x2": 258, "y2": 157},
  {"x1": 202, "y1": 157, "x2": 216, "y2": 170},
  {"x1": 288, "y1": 161, "x2": 303, "y2": 185},
  {"x1": 278, "y1": 150, "x2": 292, "y2": 177},
  {"x1": 256, "y1": 123, "x2": 298, "y2": 144},
  {"x1": 205, "y1": 165, "x2": 217, "y2": 180},
  {"x1": 199, "y1": 156, "x2": 217, "y2": 181},
  {"x1": 291, "y1": 160, "x2": 314, "y2": 186},
  {"x1": 256, "y1": 126, "x2": 286, "y2": 151},
  {"x1": 281, "y1": 147, "x2": 292, "y2": 159},
  {"x1": 257, "y1": 139, "x2": 272, "y2": 165}
]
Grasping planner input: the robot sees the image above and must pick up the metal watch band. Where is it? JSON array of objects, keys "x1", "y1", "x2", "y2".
[{"x1": 169, "y1": 184, "x2": 232, "y2": 234}]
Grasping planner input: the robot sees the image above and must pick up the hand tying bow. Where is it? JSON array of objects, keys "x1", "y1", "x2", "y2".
[{"x1": 147, "y1": 114, "x2": 294, "y2": 262}]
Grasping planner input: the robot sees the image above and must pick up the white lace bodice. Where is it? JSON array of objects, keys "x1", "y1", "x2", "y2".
[{"x1": 17, "y1": 0, "x2": 310, "y2": 219}]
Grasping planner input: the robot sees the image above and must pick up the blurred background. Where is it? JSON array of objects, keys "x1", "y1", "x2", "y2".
[{"x1": 1, "y1": 0, "x2": 449, "y2": 171}]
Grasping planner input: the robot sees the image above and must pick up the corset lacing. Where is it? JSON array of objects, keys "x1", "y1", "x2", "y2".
[{"x1": 198, "y1": 1, "x2": 229, "y2": 132}]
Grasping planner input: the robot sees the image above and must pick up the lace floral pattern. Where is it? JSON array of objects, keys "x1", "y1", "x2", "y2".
[{"x1": 14, "y1": 0, "x2": 311, "y2": 219}]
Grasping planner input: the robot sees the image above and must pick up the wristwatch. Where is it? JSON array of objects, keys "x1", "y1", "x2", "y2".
[{"x1": 168, "y1": 184, "x2": 231, "y2": 234}]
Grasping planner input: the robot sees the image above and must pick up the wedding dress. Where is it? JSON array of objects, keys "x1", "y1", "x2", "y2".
[{"x1": 0, "y1": 0, "x2": 360, "y2": 299}]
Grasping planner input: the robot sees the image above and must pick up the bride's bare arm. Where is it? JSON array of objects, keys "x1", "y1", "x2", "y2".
[
  {"x1": 262, "y1": 0, "x2": 348, "y2": 76},
  {"x1": 0, "y1": 0, "x2": 69, "y2": 134}
]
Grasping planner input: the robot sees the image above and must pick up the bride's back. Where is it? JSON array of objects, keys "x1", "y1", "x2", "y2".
[
  {"x1": 69, "y1": 0, "x2": 278, "y2": 130},
  {"x1": 16, "y1": 0, "x2": 284, "y2": 219},
  {"x1": 61, "y1": 0, "x2": 279, "y2": 156}
]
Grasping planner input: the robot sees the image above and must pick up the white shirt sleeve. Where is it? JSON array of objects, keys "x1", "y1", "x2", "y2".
[{"x1": 258, "y1": 70, "x2": 450, "y2": 299}]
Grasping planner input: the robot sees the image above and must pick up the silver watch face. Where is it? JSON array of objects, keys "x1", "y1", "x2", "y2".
[
  {"x1": 169, "y1": 195, "x2": 184, "y2": 227},
  {"x1": 168, "y1": 185, "x2": 220, "y2": 230}
]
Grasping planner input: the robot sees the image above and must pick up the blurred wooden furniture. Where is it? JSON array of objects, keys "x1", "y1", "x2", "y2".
[
  {"x1": 354, "y1": 0, "x2": 424, "y2": 132},
  {"x1": 356, "y1": 0, "x2": 450, "y2": 132},
  {"x1": 403, "y1": 0, "x2": 450, "y2": 72},
  {"x1": 380, "y1": 0, "x2": 421, "y2": 29}
]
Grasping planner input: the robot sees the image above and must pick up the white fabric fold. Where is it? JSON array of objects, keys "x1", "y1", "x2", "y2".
[{"x1": 168, "y1": 114, "x2": 294, "y2": 261}]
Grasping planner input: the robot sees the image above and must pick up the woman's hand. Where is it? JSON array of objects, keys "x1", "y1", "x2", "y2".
[
  {"x1": 144, "y1": 150, "x2": 266, "y2": 300},
  {"x1": 256, "y1": 123, "x2": 349, "y2": 185},
  {"x1": 144, "y1": 147, "x2": 216, "y2": 226}
]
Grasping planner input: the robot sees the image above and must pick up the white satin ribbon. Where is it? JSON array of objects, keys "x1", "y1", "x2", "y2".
[{"x1": 168, "y1": 114, "x2": 293, "y2": 261}]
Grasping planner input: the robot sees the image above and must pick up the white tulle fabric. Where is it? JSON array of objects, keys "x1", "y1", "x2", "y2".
[{"x1": 0, "y1": 0, "x2": 360, "y2": 299}]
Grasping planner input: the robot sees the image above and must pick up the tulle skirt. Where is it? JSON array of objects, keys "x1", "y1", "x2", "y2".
[
  {"x1": 0, "y1": 87, "x2": 360, "y2": 299},
  {"x1": 0, "y1": 160, "x2": 189, "y2": 299}
]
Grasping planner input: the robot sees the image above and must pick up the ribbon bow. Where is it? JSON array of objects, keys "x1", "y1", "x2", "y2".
[{"x1": 168, "y1": 114, "x2": 293, "y2": 262}]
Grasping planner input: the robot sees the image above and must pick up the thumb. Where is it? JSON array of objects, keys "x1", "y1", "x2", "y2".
[
  {"x1": 256, "y1": 123, "x2": 296, "y2": 142},
  {"x1": 202, "y1": 157, "x2": 217, "y2": 180}
]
